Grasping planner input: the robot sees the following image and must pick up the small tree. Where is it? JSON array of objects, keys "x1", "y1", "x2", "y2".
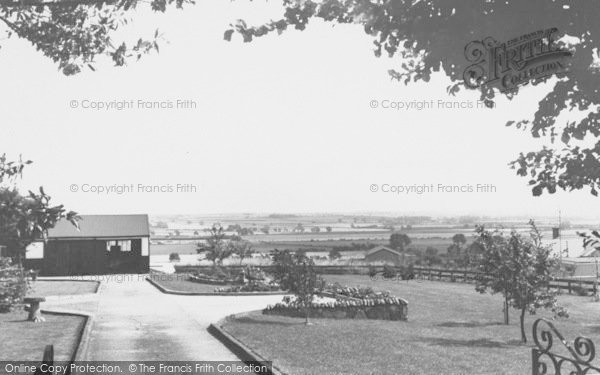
[
  {"x1": 424, "y1": 246, "x2": 441, "y2": 265},
  {"x1": 272, "y1": 250, "x2": 324, "y2": 325},
  {"x1": 447, "y1": 233, "x2": 467, "y2": 258},
  {"x1": 0, "y1": 155, "x2": 78, "y2": 264},
  {"x1": 293, "y1": 256, "x2": 324, "y2": 325},
  {"x1": 169, "y1": 253, "x2": 180, "y2": 262},
  {"x1": 390, "y1": 232, "x2": 411, "y2": 252},
  {"x1": 474, "y1": 221, "x2": 568, "y2": 343},
  {"x1": 325, "y1": 226, "x2": 332, "y2": 233},
  {"x1": 328, "y1": 249, "x2": 342, "y2": 261},
  {"x1": 229, "y1": 238, "x2": 254, "y2": 265},
  {"x1": 197, "y1": 224, "x2": 232, "y2": 266}
]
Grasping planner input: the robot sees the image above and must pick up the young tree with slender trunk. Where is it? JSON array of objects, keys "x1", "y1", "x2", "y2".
[
  {"x1": 228, "y1": 237, "x2": 254, "y2": 266},
  {"x1": 196, "y1": 224, "x2": 232, "y2": 267},
  {"x1": 271, "y1": 250, "x2": 324, "y2": 325},
  {"x1": 473, "y1": 221, "x2": 568, "y2": 343}
]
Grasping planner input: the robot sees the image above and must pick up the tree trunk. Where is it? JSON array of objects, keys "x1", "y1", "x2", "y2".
[
  {"x1": 305, "y1": 304, "x2": 312, "y2": 325},
  {"x1": 520, "y1": 307, "x2": 527, "y2": 343},
  {"x1": 503, "y1": 294, "x2": 509, "y2": 325}
]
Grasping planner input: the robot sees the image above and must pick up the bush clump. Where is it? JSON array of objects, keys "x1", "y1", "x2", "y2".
[{"x1": 0, "y1": 258, "x2": 28, "y2": 313}]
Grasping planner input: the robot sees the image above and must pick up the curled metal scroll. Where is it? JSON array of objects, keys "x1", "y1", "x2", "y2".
[{"x1": 532, "y1": 318, "x2": 599, "y2": 374}]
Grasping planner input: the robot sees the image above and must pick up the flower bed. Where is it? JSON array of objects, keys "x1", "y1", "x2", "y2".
[
  {"x1": 187, "y1": 266, "x2": 241, "y2": 285},
  {"x1": 264, "y1": 294, "x2": 408, "y2": 321},
  {"x1": 214, "y1": 280, "x2": 282, "y2": 293},
  {"x1": 188, "y1": 274, "x2": 236, "y2": 285},
  {"x1": 324, "y1": 283, "x2": 391, "y2": 300}
]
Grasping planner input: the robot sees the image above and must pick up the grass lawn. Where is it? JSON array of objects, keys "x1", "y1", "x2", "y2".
[
  {"x1": 221, "y1": 275, "x2": 600, "y2": 375},
  {"x1": 0, "y1": 309, "x2": 86, "y2": 361},
  {"x1": 28, "y1": 280, "x2": 99, "y2": 297}
]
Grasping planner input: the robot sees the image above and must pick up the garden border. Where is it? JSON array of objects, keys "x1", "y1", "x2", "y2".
[
  {"x1": 208, "y1": 312, "x2": 286, "y2": 375},
  {"x1": 145, "y1": 276, "x2": 289, "y2": 296},
  {"x1": 34, "y1": 277, "x2": 102, "y2": 294},
  {"x1": 39, "y1": 308, "x2": 95, "y2": 363}
]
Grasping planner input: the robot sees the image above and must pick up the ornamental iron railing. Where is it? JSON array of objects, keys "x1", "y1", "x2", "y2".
[{"x1": 532, "y1": 318, "x2": 600, "y2": 375}]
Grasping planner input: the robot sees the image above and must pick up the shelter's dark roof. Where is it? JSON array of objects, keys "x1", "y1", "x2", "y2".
[
  {"x1": 365, "y1": 245, "x2": 402, "y2": 257},
  {"x1": 48, "y1": 214, "x2": 150, "y2": 238}
]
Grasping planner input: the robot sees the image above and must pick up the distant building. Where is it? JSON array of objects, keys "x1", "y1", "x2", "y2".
[
  {"x1": 23, "y1": 214, "x2": 150, "y2": 276},
  {"x1": 364, "y1": 245, "x2": 414, "y2": 265}
]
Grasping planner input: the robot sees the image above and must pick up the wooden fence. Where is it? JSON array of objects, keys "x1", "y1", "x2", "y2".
[
  {"x1": 172, "y1": 264, "x2": 598, "y2": 295},
  {"x1": 410, "y1": 267, "x2": 598, "y2": 295}
]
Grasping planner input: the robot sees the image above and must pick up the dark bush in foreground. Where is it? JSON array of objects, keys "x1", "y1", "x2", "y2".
[{"x1": 0, "y1": 258, "x2": 28, "y2": 313}]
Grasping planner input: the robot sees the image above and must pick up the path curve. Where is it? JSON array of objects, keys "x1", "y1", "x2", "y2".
[{"x1": 45, "y1": 275, "x2": 283, "y2": 361}]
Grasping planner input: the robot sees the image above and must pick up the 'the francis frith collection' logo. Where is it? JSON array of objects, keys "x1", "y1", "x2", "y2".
[{"x1": 463, "y1": 28, "x2": 572, "y2": 92}]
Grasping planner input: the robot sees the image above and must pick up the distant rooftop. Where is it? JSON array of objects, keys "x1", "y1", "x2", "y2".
[
  {"x1": 365, "y1": 245, "x2": 402, "y2": 257},
  {"x1": 48, "y1": 214, "x2": 150, "y2": 238}
]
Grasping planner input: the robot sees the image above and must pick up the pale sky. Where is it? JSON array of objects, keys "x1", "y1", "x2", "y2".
[{"x1": 0, "y1": 0, "x2": 598, "y2": 219}]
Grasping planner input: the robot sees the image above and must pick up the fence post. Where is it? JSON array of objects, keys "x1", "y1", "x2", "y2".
[
  {"x1": 568, "y1": 281, "x2": 572, "y2": 294},
  {"x1": 34, "y1": 345, "x2": 54, "y2": 375}
]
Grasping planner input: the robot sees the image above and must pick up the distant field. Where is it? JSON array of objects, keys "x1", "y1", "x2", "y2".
[
  {"x1": 152, "y1": 236, "x2": 471, "y2": 256},
  {"x1": 223, "y1": 276, "x2": 599, "y2": 375},
  {"x1": 151, "y1": 243, "x2": 199, "y2": 255}
]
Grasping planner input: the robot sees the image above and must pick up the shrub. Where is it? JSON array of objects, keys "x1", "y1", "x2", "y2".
[
  {"x1": 328, "y1": 249, "x2": 342, "y2": 260},
  {"x1": 368, "y1": 265, "x2": 378, "y2": 277},
  {"x1": 169, "y1": 253, "x2": 180, "y2": 262},
  {"x1": 0, "y1": 257, "x2": 28, "y2": 313},
  {"x1": 400, "y1": 264, "x2": 415, "y2": 280},
  {"x1": 383, "y1": 264, "x2": 397, "y2": 279},
  {"x1": 572, "y1": 285, "x2": 589, "y2": 297},
  {"x1": 243, "y1": 266, "x2": 267, "y2": 282}
]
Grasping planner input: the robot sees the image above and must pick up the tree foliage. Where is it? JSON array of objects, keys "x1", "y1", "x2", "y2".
[
  {"x1": 389, "y1": 232, "x2": 410, "y2": 251},
  {"x1": 0, "y1": 0, "x2": 193, "y2": 75},
  {"x1": 447, "y1": 233, "x2": 467, "y2": 260},
  {"x1": 271, "y1": 249, "x2": 325, "y2": 324},
  {"x1": 328, "y1": 248, "x2": 341, "y2": 260},
  {"x1": 473, "y1": 221, "x2": 568, "y2": 342},
  {"x1": 0, "y1": 154, "x2": 78, "y2": 262},
  {"x1": 228, "y1": 236, "x2": 254, "y2": 265},
  {"x1": 0, "y1": 257, "x2": 28, "y2": 312},
  {"x1": 228, "y1": 1, "x2": 600, "y2": 196},
  {"x1": 197, "y1": 223, "x2": 232, "y2": 266}
]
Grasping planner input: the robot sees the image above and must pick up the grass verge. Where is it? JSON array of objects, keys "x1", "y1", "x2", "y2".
[
  {"x1": 221, "y1": 275, "x2": 600, "y2": 374},
  {"x1": 0, "y1": 309, "x2": 86, "y2": 362}
]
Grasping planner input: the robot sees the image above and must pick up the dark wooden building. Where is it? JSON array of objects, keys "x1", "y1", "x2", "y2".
[
  {"x1": 23, "y1": 214, "x2": 150, "y2": 276},
  {"x1": 364, "y1": 245, "x2": 414, "y2": 265}
]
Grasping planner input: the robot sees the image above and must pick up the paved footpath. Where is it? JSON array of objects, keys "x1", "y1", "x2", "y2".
[{"x1": 45, "y1": 276, "x2": 283, "y2": 361}]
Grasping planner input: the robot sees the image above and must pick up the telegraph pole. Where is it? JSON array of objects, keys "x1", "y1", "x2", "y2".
[{"x1": 559, "y1": 209, "x2": 562, "y2": 261}]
